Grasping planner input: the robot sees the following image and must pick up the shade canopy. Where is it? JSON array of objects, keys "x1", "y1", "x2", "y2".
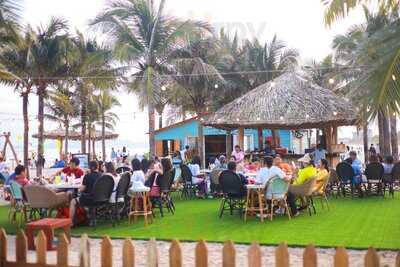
[
  {"x1": 204, "y1": 71, "x2": 358, "y2": 129},
  {"x1": 32, "y1": 128, "x2": 119, "y2": 141}
]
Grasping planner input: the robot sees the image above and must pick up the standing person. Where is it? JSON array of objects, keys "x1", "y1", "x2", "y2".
[
  {"x1": 0, "y1": 155, "x2": 9, "y2": 183},
  {"x1": 232, "y1": 145, "x2": 245, "y2": 164},
  {"x1": 312, "y1": 144, "x2": 327, "y2": 166},
  {"x1": 369, "y1": 144, "x2": 376, "y2": 156},
  {"x1": 69, "y1": 161, "x2": 102, "y2": 224},
  {"x1": 183, "y1": 145, "x2": 192, "y2": 163},
  {"x1": 110, "y1": 148, "x2": 117, "y2": 163},
  {"x1": 172, "y1": 151, "x2": 182, "y2": 168}
]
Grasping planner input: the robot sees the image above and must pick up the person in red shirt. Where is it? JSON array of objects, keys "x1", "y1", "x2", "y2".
[
  {"x1": 14, "y1": 165, "x2": 30, "y2": 187},
  {"x1": 53, "y1": 157, "x2": 84, "y2": 179}
]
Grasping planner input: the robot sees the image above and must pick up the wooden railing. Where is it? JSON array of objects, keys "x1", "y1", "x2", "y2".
[{"x1": 0, "y1": 228, "x2": 399, "y2": 267}]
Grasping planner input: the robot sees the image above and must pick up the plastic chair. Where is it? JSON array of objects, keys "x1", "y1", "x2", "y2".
[
  {"x1": 8, "y1": 182, "x2": 29, "y2": 227},
  {"x1": 265, "y1": 177, "x2": 290, "y2": 221}
]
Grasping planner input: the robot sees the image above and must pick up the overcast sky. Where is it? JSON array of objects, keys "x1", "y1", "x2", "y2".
[{"x1": 0, "y1": 0, "x2": 366, "y2": 156}]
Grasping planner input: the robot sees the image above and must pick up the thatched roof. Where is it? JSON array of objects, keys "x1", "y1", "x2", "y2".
[
  {"x1": 204, "y1": 71, "x2": 358, "y2": 129},
  {"x1": 32, "y1": 128, "x2": 119, "y2": 141}
]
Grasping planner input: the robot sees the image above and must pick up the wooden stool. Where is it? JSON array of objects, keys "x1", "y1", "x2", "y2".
[
  {"x1": 129, "y1": 190, "x2": 153, "y2": 226},
  {"x1": 26, "y1": 218, "x2": 72, "y2": 250},
  {"x1": 244, "y1": 184, "x2": 267, "y2": 222}
]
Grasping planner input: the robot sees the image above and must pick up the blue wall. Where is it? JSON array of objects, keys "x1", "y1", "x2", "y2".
[{"x1": 155, "y1": 120, "x2": 292, "y2": 150}]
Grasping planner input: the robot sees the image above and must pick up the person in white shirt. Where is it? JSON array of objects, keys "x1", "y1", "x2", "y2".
[
  {"x1": 255, "y1": 156, "x2": 286, "y2": 186},
  {"x1": 188, "y1": 155, "x2": 206, "y2": 196},
  {"x1": 129, "y1": 158, "x2": 147, "y2": 192}
]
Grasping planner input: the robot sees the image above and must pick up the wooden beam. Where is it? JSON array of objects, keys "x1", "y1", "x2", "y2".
[
  {"x1": 226, "y1": 131, "x2": 232, "y2": 158},
  {"x1": 238, "y1": 127, "x2": 245, "y2": 151},
  {"x1": 257, "y1": 128, "x2": 263, "y2": 150}
]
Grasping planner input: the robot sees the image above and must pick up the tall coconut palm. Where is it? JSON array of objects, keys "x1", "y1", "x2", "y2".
[
  {"x1": 0, "y1": 30, "x2": 34, "y2": 172},
  {"x1": 91, "y1": 0, "x2": 210, "y2": 155},
  {"x1": 45, "y1": 84, "x2": 78, "y2": 156},
  {"x1": 93, "y1": 91, "x2": 120, "y2": 161},
  {"x1": 29, "y1": 17, "x2": 69, "y2": 175},
  {"x1": 169, "y1": 37, "x2": 226, "y2": 165},
  {"x1": 68, "y1": 32, "x2": 123, "y2": 154}
]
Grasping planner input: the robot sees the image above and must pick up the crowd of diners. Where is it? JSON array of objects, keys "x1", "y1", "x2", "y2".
[{"x1": 2, "y1": 140, "x2": 392, "y2": 223}]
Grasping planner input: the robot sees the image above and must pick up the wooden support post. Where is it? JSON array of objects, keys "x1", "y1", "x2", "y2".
[
  {"x1": 257, "y1": 128, "x2": 263, "y2": 150},
  {"x1": 238, "y1": 127, "x2": 245, "y2": 151},
  {"x1": 226, "y1": 131, "x2": 232, "y2": 158}
]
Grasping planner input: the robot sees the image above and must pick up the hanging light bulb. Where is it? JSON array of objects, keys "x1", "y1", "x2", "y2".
[
  {"x1": 392, "y1": 74, "x2": 396, "y2": 81},
  {"x1": 393, "y1": 112, "x2": 396, "y2": 116},
  {"x1": 367, "y1": 106, "x2": 370, "y2": 112},
  {"x1": 329, "y1": 78, "x2": 335, "y2": 84},
  {"x1": 161, "y1": 85, "x2": 166, "y2": 91},
  {"x1": 270, "y1": 82, "x2": 276, "y2": 87},
  {"x1": 280, "y1": 116, "x2": 284, "y2": 120},
  {"x1": 306, "y1": 114, "x2": 310, "y2": 119},
  {"x1": 333, "y1": 111, "x2": 338, "y2": 116},
  {"x1": 236, "y1": 118, "x2": 240, "y2": 121},
  {"x1": 256, "y1": 117, "x2": 261, "y2": 121},
  {"x1": 214, "y1": 84, "x2": 219, "y2": 89}
]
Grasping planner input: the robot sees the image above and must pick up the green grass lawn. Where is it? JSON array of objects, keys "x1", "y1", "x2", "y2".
[{"x1": 1, "y1": 194, "x2": 399, "y2": 249}]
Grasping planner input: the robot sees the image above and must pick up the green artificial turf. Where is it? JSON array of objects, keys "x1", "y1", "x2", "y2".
[{"x1": 1, "y1": 194, "x2": 399, "y2": 249}]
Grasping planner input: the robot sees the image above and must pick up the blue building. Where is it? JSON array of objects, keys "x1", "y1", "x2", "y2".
[{"x1": 154, "y1": 117, "x2": 293, "y2": 158}]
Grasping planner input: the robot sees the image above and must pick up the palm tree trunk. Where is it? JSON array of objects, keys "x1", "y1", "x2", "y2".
[
  {"x1": 363, "y1": 122, "x2": 368, "y2": 163},
  {"x1": 379, "y1": 110, "x2": 391, "y2": 156},
  {"x1": 158, "y1": 112, "x2": 163, "y2": 129},
  {"x1": 102, "y1": 114, "x2": 106, "y2": 161},
  {"x1": 80, "y1": 104, "x2": 87, "y2": 153},
  {"x1": 37, "y1": 84, "x2": 45, "y2": 176},
  {"x1": 64, "y1": 119, "x2": 69, "y2": 157},
  {"x1": 22, "y1": 92, "x2": 29, "y2": 177},
  {"x1": 378, "y1": 110, "x2": 385, "y2": 155},
  {"x1": 148, "y1": 104, "x2": 156, "y2": 156},
  {"x1": 198, "y1": 118, "x2": 205, "y2": 167},
  {"x1": 390, "y1": 114, "x2": 398, "y2": 161},
  {"x1": 88, "y1": 125, "x2": 92, "y2": 159}
]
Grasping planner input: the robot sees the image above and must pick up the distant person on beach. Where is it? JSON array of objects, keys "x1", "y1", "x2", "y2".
[{"x1": 111, "y1": 147, "x2": 117, "y2": 162}]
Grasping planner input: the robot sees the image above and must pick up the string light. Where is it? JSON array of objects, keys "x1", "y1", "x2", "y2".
[
  {"x1": 236, "y1": 118, "x2": 240, "y2": 121},
  {"x1": 329, "y1": 78, "x2": 335, "y2": 84},
  {"x1": 305, "y1": 114, "x2": 310, "y2": 119},
  {"x1": 256, "y1": 117, "x2": 260, "y2": 121},
  {"x1": 392, "y1": 74, "x2": 396, "y2": 81},
  {"x1": 270, "y1": 82, "x2": 276, "y2": 87},
  {"x1": 333, "y1": 111, "x2": 338, "y2": 116},
  {"x1": 214, "y1": 84, "x2": 219, "y2": 89},
  {"x1": 279, "y1": 116, "x2": 284, "y2": 120},
  {"x1": 161, "y1": 85, "x2": 166, "y2": 91}
]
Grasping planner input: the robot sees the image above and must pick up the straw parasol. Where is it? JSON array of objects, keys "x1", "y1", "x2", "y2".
[
  {"x1": 32, "y1": 128, "x2": 119, "y2": 141},
  {"x1": 204, "y1": 71, "x2": 358, "y2": 129}
]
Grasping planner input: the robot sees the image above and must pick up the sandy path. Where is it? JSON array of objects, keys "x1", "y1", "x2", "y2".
[{"x1": 3, "y1": 236, "x2": 398, "y2": 266}]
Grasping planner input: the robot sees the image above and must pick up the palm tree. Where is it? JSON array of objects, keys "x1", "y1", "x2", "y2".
[
  {"x1": 45, "y1": 83, "x2": 78, "y2": 156},
  {"x1": 322, "y1": 0, "x2": 399, "y2": 26},
  {"x1": 93, "y1": 91, "x2": 120, "y2": 161},
  {"x1": 91, "y1": 0, "x2": 210, "y2": 156},
  {"x1": 29, "y1": 17, "x2": 69, "y2": 175},
  {"x1": 170, "y1": 37, "x2": 226, "y2": 165},
  {"x1": 68, "y1": 32, "x2": 122, "y2": 154},
  {"x1": 0, "y1": 30, "x2": 33, "y2": 172}
]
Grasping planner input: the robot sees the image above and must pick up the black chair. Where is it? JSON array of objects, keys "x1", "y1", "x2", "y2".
[
  {"x1": 83, "y1": 175, "x2": 115, "y2": 226},
  {"x1": 112, "y1": 172, "x2": 131, "y2": 221},
  {"x1": 218, "y1": 170, "x2": 246, "y2": 218},
  {"x1": 365, "y1": 162, "x2": 384, "y2": 196},
  {"x1": 180, "y1": 164, "x2": 197, "y2": 199},
  {"x1": 158, "y1": 169, "x2": 175, "y2": 214},
  {"x1": 384, "y1": 162, "x2": 400, "y2": 198},
  {"x1": 336, "y1": 162, "x2": 356, "y2": 197},
  {"x1": 116, "y1": 166, "x2": 132, "y2": 174}
]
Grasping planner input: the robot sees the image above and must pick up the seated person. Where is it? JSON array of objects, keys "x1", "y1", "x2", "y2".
[
  {"x1": 130, "y1": 158, "x2": 148, "y2": 192},
  {"x1": 51, "y1": 158, "x2": 66, "y2": 168},
  {"x1": 53, "y1": 157, "x2": 84, "y2": 183},
  {"x1": 314, "y1": 159, "x2": 330, "y2": 193},
  {"x1": 13, "y1": 165, "x2": 30, "y2": 187},
  {"x1": 273, "y1": 155, "x2": 292, "y2": 174},
  {"x1": 69, "y1": 161, "x2": 102, "y2": 224},
  {"x1": 215, "y1": 155, "x2": 227, "y2": 169},
  {"x1": 227, "y1": 161, "x2": 247, "y2": 185},
  {"x1": 255, "y1": 156, "x2": 287, "y2": 186},
  {"x1": 287, "y1": 154, "x2": 317, "y2": 217},
  {"x1": 344, "y1": 157, "x2": 362, "y2": 184},
  {"x1": 382, "y1": 155, "x2": 394, "y2": 174},
  {"x1": 188, "y1": 155, "x2": 207, "y2": 196}
]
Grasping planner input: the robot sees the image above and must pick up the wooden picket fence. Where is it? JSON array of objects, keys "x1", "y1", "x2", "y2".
[{"x1": 0, "y1": 228, "x2": 399, "y2": 267}]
